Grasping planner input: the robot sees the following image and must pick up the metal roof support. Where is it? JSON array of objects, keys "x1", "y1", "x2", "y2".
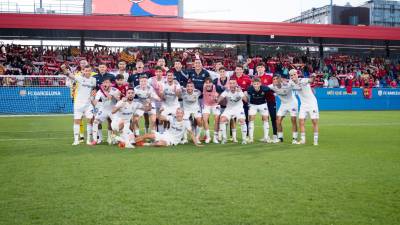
[
  {"x1": 80, "y1": 31, "x2": 85, "y2": 53},
  {"x1": 167, "y1": 32, "x2": 172, "y2": 54},
  {"x1": 246, "y1": 35, "x2": 252, "y2": 57},
  {"x1": 319, "y1": 38, "x2": 324, "y2": 70},
  {"x1": 385, "y1": 40, "x2": 390, "y2": 58}
]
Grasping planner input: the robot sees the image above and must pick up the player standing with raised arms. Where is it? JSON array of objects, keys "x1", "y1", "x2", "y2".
[{"x1": 288, "y1": 69, "x2": 319, "y2": 145}]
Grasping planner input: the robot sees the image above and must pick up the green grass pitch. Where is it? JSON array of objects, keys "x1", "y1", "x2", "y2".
[{"x1": 0, "y1": 111, "x2": 399, "y2": 225}]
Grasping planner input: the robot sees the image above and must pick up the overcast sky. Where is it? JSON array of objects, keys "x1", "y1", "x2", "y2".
[
  {"x1": 183, "y1": 0, "x2": 368, "y2": 22},
  {"x1": 4, "y1": 0, "x2": 371, "y2": 22}
]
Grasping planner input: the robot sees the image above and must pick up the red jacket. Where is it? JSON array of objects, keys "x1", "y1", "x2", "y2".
[
  {"x1": 256, "y1": 73, "x2": 276, "y2": 103},
  {"x1": 231, "y1": 73, "x2": 252, "y2": 92},
  {"x1": 114, "y1": 83, "x2": 129, "y2": 97}
]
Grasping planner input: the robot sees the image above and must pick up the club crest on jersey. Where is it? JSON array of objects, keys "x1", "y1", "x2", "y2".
[{"x1": 19, "y1": 90, "x2": 27, "y2": 97}]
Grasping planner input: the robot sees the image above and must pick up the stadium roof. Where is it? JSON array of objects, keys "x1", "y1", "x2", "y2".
[{"x1": 1, "y1": 13, "x2": 400, "y2": 48}]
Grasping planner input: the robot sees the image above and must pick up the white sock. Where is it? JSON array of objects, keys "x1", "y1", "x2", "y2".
[
  {"x1": 248, "y1": 121, "x2": 254, "y2": 140},
  {"x1": 183, "y1": 120, "x2": 191, "y2": 141},
  {"x1": 86, "y1": 124, "x2": 93, "y2": 142},
  {"x1": 73, "y1": 124, "x2": 80, "y2": 142},
  {"x1": 158, "y1": 124, "x2": 164, "y2": 134},
  {"x1": 314, "y1": 132, "x2": 318, "y2": 143},
  {"x1": 92, "y1": 123, "x2": 99, "y2": 142},
  {"x1": 293, "y1": 132, "x2": 298, "y2": 140},
  {"x1": 183, "y1": 131, "x2": 188, "y2": 142},
  {"x1": 107, "y1": 130, "x2": 112, "y2": 139},
  {"x1": 232, "y1": 128, "x2": 237, "y2": 140},
  {"x1": 214, "y1": 130, "x2": 219, "y2": 140},
  {"x1": 241, "y1": 123, "x2": 247, "y2": 141},
  {"x1": 220, "y1": 122, "x2": 227, "y2": 140},
  {"x1": 135, "y1": 129, "x2": 140, "y2": 136},
  {"x1": 205, "y1": 129, "x2": 210, "y2": 139},
  {"x1": 263, "y1": 121, "x2": 270, "y2": 139},
  {"x1": 277, "y1": 132, "x2": 283, "y2": 139},
  {"x1": 123, "y1": 126, "x2": 135, "y2": 144},
  {"x1": 196, "y1": 126, "x2": 202, "y2": 137},
  {"x1": 301, "y1": 132, "x2": 306, "y2": 141}
]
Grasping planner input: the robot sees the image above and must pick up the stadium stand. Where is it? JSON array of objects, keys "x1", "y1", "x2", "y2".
[{"x1": 0, "y1": 44, "x2": 399, "y2": 89}]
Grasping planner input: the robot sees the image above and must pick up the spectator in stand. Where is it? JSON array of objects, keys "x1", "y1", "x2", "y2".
[
  {"x1": 379, "y1": 75, "x2": 388, "y2": 87},
  {"x1": 1, "y1": 43, "x2": 400, "y2": 91},
  {"x1": 390, "y1": 79, "x2": 398, "y2": 88},
  {"x1": 0, "y1": 63, "x2": 4, "y2": 75},
  {"x1": 181, "y1": 51, "x2": 191, "y2": 69},
  {"x1": 328, "y1": 73, "x2": 340, "y2": 88}
]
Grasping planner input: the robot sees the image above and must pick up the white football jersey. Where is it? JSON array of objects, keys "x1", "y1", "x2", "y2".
[
  {"x1": 182, "y1": 89, "x2": 201, "y2": 110},
  {"x1": 134, "y1": 85, "x2": 158, "y2": 104},
  {"x1": 148, "y1": 77, "x2": 165, "y2": 91},
  {"x1": 268, "y1": 83, "x2": 297, "y2": 105},
  {"x1": 220, "y1": 90, "x2": 244, "y2": 110},
  {"x1": 207, "y1": 70, "x2": 234, "y2": 80},
  {"x1": 165, "y1": 116, "x2": 192, "y2": 142},
  {"x1": 161, "y1": 81, "x2": 181, "y2": 107},
  {"x1": 74, "y1": 76, "x2": 96, "y2": 104},
  {"x1": 113, "y1": 100, "x2": 142, "y2": 121},
  {"x1": 95, "y1": 87, "x2": 121, "y2": 111},
  {"x1": 289, "y1": 78, "x2": 318, "y2": 107},
  {"x1": 148, "y1": 77, "x2": 165, "y2": 106}
]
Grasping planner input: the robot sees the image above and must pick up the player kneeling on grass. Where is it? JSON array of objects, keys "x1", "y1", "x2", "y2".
[
  {"x1": 218, "y1": 79, "x2": 248, "y2": 144},
  {"x1": 111, "y1": 89, "x2": 143, "y2": 149},
  {"x1": 180, "y1": 82, "x2": 202, "y2": 144},
  {"x1": 245, "y1": 77, "x2": 272, "y2": 143},
  {"x1": 288, "y1": 69, "x2": 319, "y2": 146},
  {"x1": 62, "y1": 64, "x2": 97, "y2": 146},
  {"x1": 134, "y1": 108, "x2": 202, "y2": 147},
  {"x1": 268, "y1": 74, "x2": 299, "y2": 144},
  {"x1": 91, "y1": 78, "x2": 121, "y2": 145}
]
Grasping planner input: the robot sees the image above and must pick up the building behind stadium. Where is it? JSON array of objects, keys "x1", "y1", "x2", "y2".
[{"x1": 285, "y1": 0, "x2": 400, "y2": 27}]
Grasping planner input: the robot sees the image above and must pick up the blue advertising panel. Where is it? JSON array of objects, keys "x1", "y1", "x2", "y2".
[
  {"x1": 277, "y1": 88, "x2": 400, "y2": 111},
  {"x1": 0, "y1": 87, "x2": 73, "y2": 114},
  {"x1": 314, "y1": 88, "x2": 400, "y2": 110},
  {"x1": 0, "y1": 87, "x2": 399, "y2": 114}
]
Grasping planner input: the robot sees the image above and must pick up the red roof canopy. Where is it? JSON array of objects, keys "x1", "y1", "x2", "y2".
[{"x1": 0, "y1": 13, "x2": 400, "y2": 41}]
